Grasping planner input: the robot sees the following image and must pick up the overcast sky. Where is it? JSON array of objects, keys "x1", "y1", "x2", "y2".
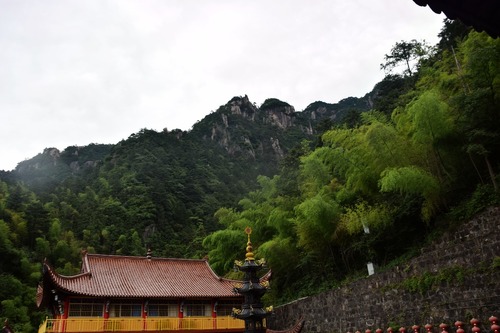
[{"x1": 0, "y1": 1, "x2": 445, "y2": 171}]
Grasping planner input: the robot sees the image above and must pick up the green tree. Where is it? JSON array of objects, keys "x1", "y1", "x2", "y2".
[
  {"x1": 381, "y1": 39, "x2": 431, "y2": 76},
  {"x1": 203, "y1": 227, "x2": 246, "y2": 274},
  {"x1": 294, "y1": 193, "x2": 340, "y2": 256},
  {"x1": 379, "y1": 166, "x2": 441, "y2": 221},
  {"x1": 458, "y1": 32, "x2": 500, "y2": 191},
  {"x1": 394, "y1": 90, "x2": 454, "y2": 184}
]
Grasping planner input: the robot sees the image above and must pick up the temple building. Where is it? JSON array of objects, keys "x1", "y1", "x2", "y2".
[{"x1": 37, "y1": 250, "x2": 251, "y2": 333}]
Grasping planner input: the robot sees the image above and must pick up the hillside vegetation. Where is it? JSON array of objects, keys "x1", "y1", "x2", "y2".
[{"x1": 0, "y1": 20, "x2": 499, "y2": 332}]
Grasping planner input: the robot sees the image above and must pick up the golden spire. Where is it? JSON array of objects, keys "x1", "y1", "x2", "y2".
[{"x1": 245, "y1": 226, "x2": 254, "y2": 261}]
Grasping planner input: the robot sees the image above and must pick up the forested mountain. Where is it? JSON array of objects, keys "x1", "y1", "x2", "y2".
[
  {"x1": 1, "y1": 20, "x2": 500, "y2": 332},
  {"x1": 5, "y1": 92, "x2": 372, "y2": 255}
]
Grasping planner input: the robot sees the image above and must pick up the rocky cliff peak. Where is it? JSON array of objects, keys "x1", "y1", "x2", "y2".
[
  {"x1": 260, "y1": 98, "x2": 295, "y2": 129},
  {"x1": 201, "y1": 95, "x2": 306, "y2": 162},
  {"x1": 228, "y1": 95, "x2": 258, "y2": 120}
]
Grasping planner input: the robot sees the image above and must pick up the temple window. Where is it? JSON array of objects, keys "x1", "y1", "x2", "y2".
[
  {"x1": 147, "y1": 301, "x2": 178, "y2": 317},
  {"x1": 216, "y1": 300, "x2": 242, "y2": 316},
  {"x1": 68, "y1": 298, "x2": 104, "y2": 317},
  {"x1": 184, "y1": 300, "x2": 211, "y2": 316},
  {"x1": 109, "y1": 301, "x2": 142, "y2": 317}
]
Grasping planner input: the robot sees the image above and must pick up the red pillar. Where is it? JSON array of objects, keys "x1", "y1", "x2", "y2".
[
  {"x1": 212, "y1": 301, "x2": 217, "y2": 318},
  {"x1": 178, "y1": 301, "x2": 184, "y2": 331},
  {"x1": 63, "y1": 299, "x2": 69, "y2": 319},
  {"x1": 102, "y1": 301, "x2": 109, "y2": 333},
  {"x1": 178, "y1": 301, "x2": 184, "y2": 318},
  {"x1": 143, "y1": 301, "x2": 148, "y2": 331},
  {"x1": 212, "y1": 301, "x2": 217, "y2": 329},
  {"x1": 104, "y1": 301, "x2": 110, "y2": 319},
  {"x1": 61, "y1": 299, "x2": 69, "y2": 333}
]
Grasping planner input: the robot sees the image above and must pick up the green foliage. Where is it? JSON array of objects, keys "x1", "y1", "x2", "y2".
[
  {"x1": 294, "y1": 193, "x2": 340, "y2": 253},
  {"x1": 398, "y1": 265, "x2": 470, "y2": 295},
  {"x1": 381, "y1": 39, "x2": 431, "y2": 76},
  {"x1": 1, "y1": 298, "x2": 32, "y2": 332},
  {"x1": 448, "y1": 184, "x2": 500, "y2": 221},
  {"x1": 403, "y1": 90, "x2": 453, "y2": 145},
  {"x1": 260, "y1": 98, "x2": 291, "y2": 110},
  {"x1": 380, "y1": 166, "x2": 440, "y2": 221},
  {"x1": 493, "y1": 256, "x2": 500, "y2": 269},
  {"x1": 437, "y1": 19, "x2": 471, "y2": 50},
  {"x1": 372, "y1": 74, "x2": 414, "y2": 115},
  {"x1": 340, "y1": 202, "x2": 392, "y2": 234},
  {"x1": 203, "y1": 27, "x2": 500, "y2": 305},
  {"x1": 202, "y1": 228, "x2": 246, "y2": 274}
]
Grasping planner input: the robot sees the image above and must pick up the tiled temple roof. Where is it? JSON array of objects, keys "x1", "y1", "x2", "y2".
[
  {"x1": 413, "y1": 0, "x2": 500, "y2": 38},
  {"x1": 42, "y1": 253, "x2": 240, "y2": 298}
]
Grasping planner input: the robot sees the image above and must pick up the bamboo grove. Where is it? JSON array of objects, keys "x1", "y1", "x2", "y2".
[{"x1": 203, "y1": 25, "x2": 500, "y2": 302}]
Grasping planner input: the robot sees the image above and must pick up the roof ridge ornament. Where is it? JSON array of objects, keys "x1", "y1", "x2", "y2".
[
  {"x1": 81, "y1": 249, "x2": 91, "y2": 275},
  {"x1": 245, "y1": 226, "x2": 254, "y2": 261}
]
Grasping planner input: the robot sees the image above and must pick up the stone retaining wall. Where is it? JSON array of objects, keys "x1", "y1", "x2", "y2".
[{"x1": 268, "y1": 207, "x2": 500, "y2": 333}]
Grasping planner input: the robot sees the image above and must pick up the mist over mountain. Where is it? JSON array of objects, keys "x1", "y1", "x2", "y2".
[
  {"x1": 0, "y1": 88, "x2": 384, "y2": 272},
  {"x1": 10, "y1": 91, "x2": 376, "y2": 187}
]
